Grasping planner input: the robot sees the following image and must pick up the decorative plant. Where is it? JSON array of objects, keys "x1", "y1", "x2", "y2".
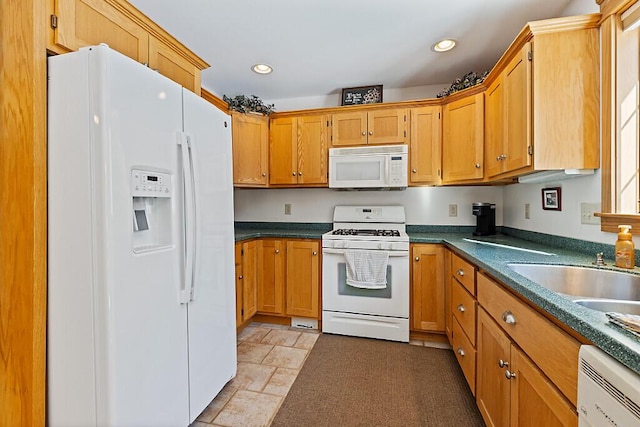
[
  {"x1": 436, "y1": 71, "x2": 490, "y2": 98},
  {"x1": 223, "y1": 94, "x2": 275, "y2": 115}
]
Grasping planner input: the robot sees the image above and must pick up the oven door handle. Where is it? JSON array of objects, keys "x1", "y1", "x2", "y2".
[{"x1": 322, "y1": 248, "x2": 409, "y2": 257}]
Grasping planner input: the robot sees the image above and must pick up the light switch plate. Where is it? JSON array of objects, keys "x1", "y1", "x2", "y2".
[
  {"x1": 581, "y1": 202, "x2": 600, "y2": 225},
  {"x1": 448, "y1": 204, "x2": 457, "y2": 217}
]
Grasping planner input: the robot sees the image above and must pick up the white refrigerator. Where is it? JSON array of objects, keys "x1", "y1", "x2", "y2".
[{"x1": 47, "y1": 45, "x2": 237, "y2": 427}]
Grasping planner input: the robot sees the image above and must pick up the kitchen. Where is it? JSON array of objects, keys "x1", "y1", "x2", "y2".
[{"x1": 3, "y1": 0, "x2": 640, "y2": 426}]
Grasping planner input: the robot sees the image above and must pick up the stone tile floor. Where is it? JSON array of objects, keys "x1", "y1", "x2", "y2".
[
  {"x1": 189, "y1": 323, "x2": 320, "y2": 427},
  {"x1": 190, "y1": 323, "x2": 450, "y2": 427}
]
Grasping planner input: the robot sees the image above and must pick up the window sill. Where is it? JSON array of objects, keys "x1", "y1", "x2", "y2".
[{"x1": 595, "y1": 213, "x2": 640, "y2": 234}]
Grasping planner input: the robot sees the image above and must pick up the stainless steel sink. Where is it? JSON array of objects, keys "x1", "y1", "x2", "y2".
[
  {"x1": 507, "y1": 263, "x2": 640, "y2": 301},
  {"x1": 574, "y1": 299, "x2": 640, "y2": 316}
]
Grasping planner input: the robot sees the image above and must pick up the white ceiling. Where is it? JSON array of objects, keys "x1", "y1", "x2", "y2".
[{"x1": 128, "y1": 0, "x2": 593, "y2": 102}]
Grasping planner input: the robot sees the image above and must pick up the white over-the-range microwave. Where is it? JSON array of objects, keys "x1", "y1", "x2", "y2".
[{"x1": 328, "y1": 144, "x2": 408, "y2": 190}]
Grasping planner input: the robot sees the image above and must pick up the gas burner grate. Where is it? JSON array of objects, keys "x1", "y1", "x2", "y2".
[{"x1": 332, "y1": 229, "x2": 401, "y2": 237}]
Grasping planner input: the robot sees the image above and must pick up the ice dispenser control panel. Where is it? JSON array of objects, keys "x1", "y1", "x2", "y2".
[{"x1": 131, "y1": 169, "x2": 171, "y2": 197}]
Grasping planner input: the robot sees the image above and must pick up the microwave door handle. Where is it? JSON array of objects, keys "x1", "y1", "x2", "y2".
[{"x1": 384, "y1": 156, "x2": 390, "y2": 184}]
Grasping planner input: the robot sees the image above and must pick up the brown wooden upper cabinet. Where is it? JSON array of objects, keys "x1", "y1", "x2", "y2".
[
  {"x1": 484, "y1": 17, "x2": 600, "y2": 180},
  {"x1": 47, "y1": 0, "x2": 207, "y2": 94},
  {"x1": 270, "y1": 115, "x2": 329, "y2": 186},
  {"x1": 409, "y1": 106, "x2": 442, "y2": 185},
  {"x1": 331, "y1": 109, "x2": 408, "y2": 146},
  {"x1": 232, "y1": 113, "x2": 270, "y2": 187},
  {"x1": 442, "y1": 93, "x2": 484, "y2": 183}
]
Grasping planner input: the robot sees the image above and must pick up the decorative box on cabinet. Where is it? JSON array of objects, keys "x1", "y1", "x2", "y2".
[
  {"x1": 270, "y1": 115, "x2": 328, "y2": 186},
  {"x1": 47, "y1": 0, "x2": 207, "y2": 94},
  {"x1": 232, "y1": 113, "x2": 269, "y2": 187},
  {"x1": 331, "y1": 109, "x2": 407, "y2": 146}
]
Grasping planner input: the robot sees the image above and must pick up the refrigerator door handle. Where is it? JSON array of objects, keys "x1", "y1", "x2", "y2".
[{"x1": 178, "y1": 132, "x2": 196, "y2": 304}]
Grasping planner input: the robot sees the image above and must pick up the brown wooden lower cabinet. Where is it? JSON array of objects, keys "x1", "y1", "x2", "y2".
[
  {"x1": 235, "y1": 238, "x2": 321, "y2": 325},
  {"x1": 477, "y1": 308, "x2": 577, "y2": 427},
  {"x1": 257, "y1": 239, "x2": 285, "y2": 315},
  {"x1": 235, "y1": 241, "x2": 258, "y2": 327},
  {"x1": 410, "y1": 244, "x2": 445, "y2": 332},
  {"x1": 285, "y1": 240, "x2": 320, "y2": 318}
]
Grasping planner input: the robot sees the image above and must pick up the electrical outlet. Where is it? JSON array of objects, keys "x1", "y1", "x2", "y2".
[
  {"x1": 448, "y1": 204, "x2": 457, "y2": 217},
  {"x1": 581, "y1": 202, "x2": 600, "y2": 225},
  {"x1": 525, "y1": 203, "x2": 530, "y2": 219},
  {"x1": 284, "y1": 203, "x2": 291, "y2": 215}
]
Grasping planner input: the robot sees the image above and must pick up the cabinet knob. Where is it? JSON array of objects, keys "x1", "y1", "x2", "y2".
[
  {"x1": 275, "y1": 249, "x2": 280, "y2": 254},
  {"x1": 238, "y1": 275, "x2": 243, "y2": 280},
  {"x1": 475, "y1": 163, "x2": 481, "y2": 169},
  {"x1": 361, "y1": 131, "x2": 366, "y2": 136},
  {"x1": 501, "y1": 310, "x2": 516, "y2": 325},
  {"x1": 369, "y1": 131, "x2": 373, "y2": 135},
  {"x1": 292, "y1": 172, "x2": 297, "y2": 176},
  {"x1": 312, "y1": 251, "x2": 317, "y2": 256},
  {"x1": 415, "y1": 257, "x2": 420, "y2": 261},
  {"x1": 457, "y1": 348, "x2": 465, "y2": 357},
  {"x1": 412, "y1": 169, "x2": 417, "y2": 173},
  {"x1": 457, "y1": 304, "x2": 465, "y2": 313},
  {"x1": 262, "y1": 172, "x2": 267, "y2": 177},
  {"x1": 501, "y1": 154, "x2": 507, "y2": 160},
  {"x1": 496, "y1": 156, "x2": 502, "y2": 161},
  {"x1": 456, "y1": 269, "x2": 465, "y2": 277},
  {"x1": 505, "y1": 370, "x2": 516, "y2": 380},
  {"x1": 498, "y1": 359, "x2": 509, "y2": 368},
  {"x1": 298, "y1": 171, "x2": 303, "y2": 176}
]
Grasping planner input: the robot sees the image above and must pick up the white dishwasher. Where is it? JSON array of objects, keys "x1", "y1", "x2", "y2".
[{"x1": 578, "y1": 345, "x2": 640, "y2": 426}]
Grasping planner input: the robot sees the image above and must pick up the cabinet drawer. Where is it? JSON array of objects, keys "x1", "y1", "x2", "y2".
[
  {"x1": 477, "y1": 272, "x2": 580, "y2": 406},
  {"x1": 452, "y1": 253, "x2": 476, "y2": 294},
  {"x1": 452, "y1": 317, "x2": 476, "y2": 395},
  {"x1": 452, "y1": 280, "x2": 477, "y2": 346}
]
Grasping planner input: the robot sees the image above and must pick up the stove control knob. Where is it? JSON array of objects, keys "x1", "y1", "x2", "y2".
[
  {"x1": 340, "y1": 241, "x2": 350, "y2": 249},
  {"x1": 378, "y1": 243, "x2": 383, "y2": 249}
]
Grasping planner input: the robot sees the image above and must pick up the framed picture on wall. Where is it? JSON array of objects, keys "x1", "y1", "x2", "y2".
[{"x1": 542, "y1": 187, "x2": 561, "y2": 211}]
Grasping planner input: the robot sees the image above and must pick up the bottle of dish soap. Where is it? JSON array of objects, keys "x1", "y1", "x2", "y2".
[{"x1": 615, "y1": 225, "x2": 635, "y2": 269}]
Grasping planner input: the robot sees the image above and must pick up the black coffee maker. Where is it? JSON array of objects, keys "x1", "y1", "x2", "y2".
[{"x1": 472, "y1": 202, "x2": 496, "y2": 236}]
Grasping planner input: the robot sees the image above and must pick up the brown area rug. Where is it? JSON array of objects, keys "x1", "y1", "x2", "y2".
[{"x1": 271, "y1": 334, "x2": 485, "y2": 427}]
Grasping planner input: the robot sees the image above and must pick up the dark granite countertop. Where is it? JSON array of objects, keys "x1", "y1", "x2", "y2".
[{"x1": 235, "y1": 224, "x2": 640, "y2": 374}]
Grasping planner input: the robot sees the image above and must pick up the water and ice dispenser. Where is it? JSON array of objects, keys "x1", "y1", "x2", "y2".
[{"x1": 131, "y1": 169, "x2": 172, "y2": 252}]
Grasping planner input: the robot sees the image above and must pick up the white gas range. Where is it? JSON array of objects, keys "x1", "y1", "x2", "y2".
[{"x1": 322, "y1": 206, "x2": 410, "y2": 342}]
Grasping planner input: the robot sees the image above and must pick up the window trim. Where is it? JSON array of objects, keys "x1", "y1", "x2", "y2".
[{"x1": 598, "y1": 0, "x2": 640, "y2": 234}]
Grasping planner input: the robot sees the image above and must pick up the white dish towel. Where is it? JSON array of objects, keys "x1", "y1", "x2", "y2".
[{"x1": 344, "y1": 250, "x2": 389, "y2": 289}]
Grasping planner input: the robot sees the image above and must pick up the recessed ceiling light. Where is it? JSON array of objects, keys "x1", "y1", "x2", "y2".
[
  {"x1": 433, "y1": 39, "x2": 457, "y2": 52},
  {"x1": 251, "y1": 64, "x2": 273, "y2": 74}
]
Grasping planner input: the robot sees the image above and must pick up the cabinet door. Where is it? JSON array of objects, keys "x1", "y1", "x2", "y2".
[
  {"x1": 504, "y1": 43, "x2": 532, "y2": 174},
  {"x1": 148, "y1": 36, "x2": 200, "y2": 95},
  {"x1": 410, "y1": 106, "x2": 441, "y2": 184},
  {"x1": 298, "y1": 115, "x2": 329, "y2": 184},
  {"x1": 485, "y1": 77, "x2": 505, "y2": 178},
  {"x1": 257, "y1": 239, "x2": 285, "y2": 315},
  {"x1": 477, "y1": 308, "x2": 511, "y2": 427},
  {"x1": 368, "y1": 109, "x2": 408, "y2": 145},
  {"x1": 232, "y1": 113, "x2": 269, "y2": 186},
  {"x1": 510, "y1": 348, "x2": 577, "y2": 427},
  {"x1": 285, "y1": 240, "x2": 320, "y2": 318},
  {"x1": 235, "y1": 243, "x2": 243, "y2": 327},
  {"x1": 443, "y1": 93, "x2": 484, "y2": 182},
  {"x1": 270, "y1": 117, "x2": 298, "y2": 185},
  {"x1": 53, "y1": 0, "x2": 149, "y2": 63},
  {"x1": 331, "y1": 111, "x2": 367, "y2": 146},
  {"x1": 241, "y1": 241, "x2": 258, "y2": 320},
  {"x1": 410, "y1": 245, "x2": 445, "y2": 332}
]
